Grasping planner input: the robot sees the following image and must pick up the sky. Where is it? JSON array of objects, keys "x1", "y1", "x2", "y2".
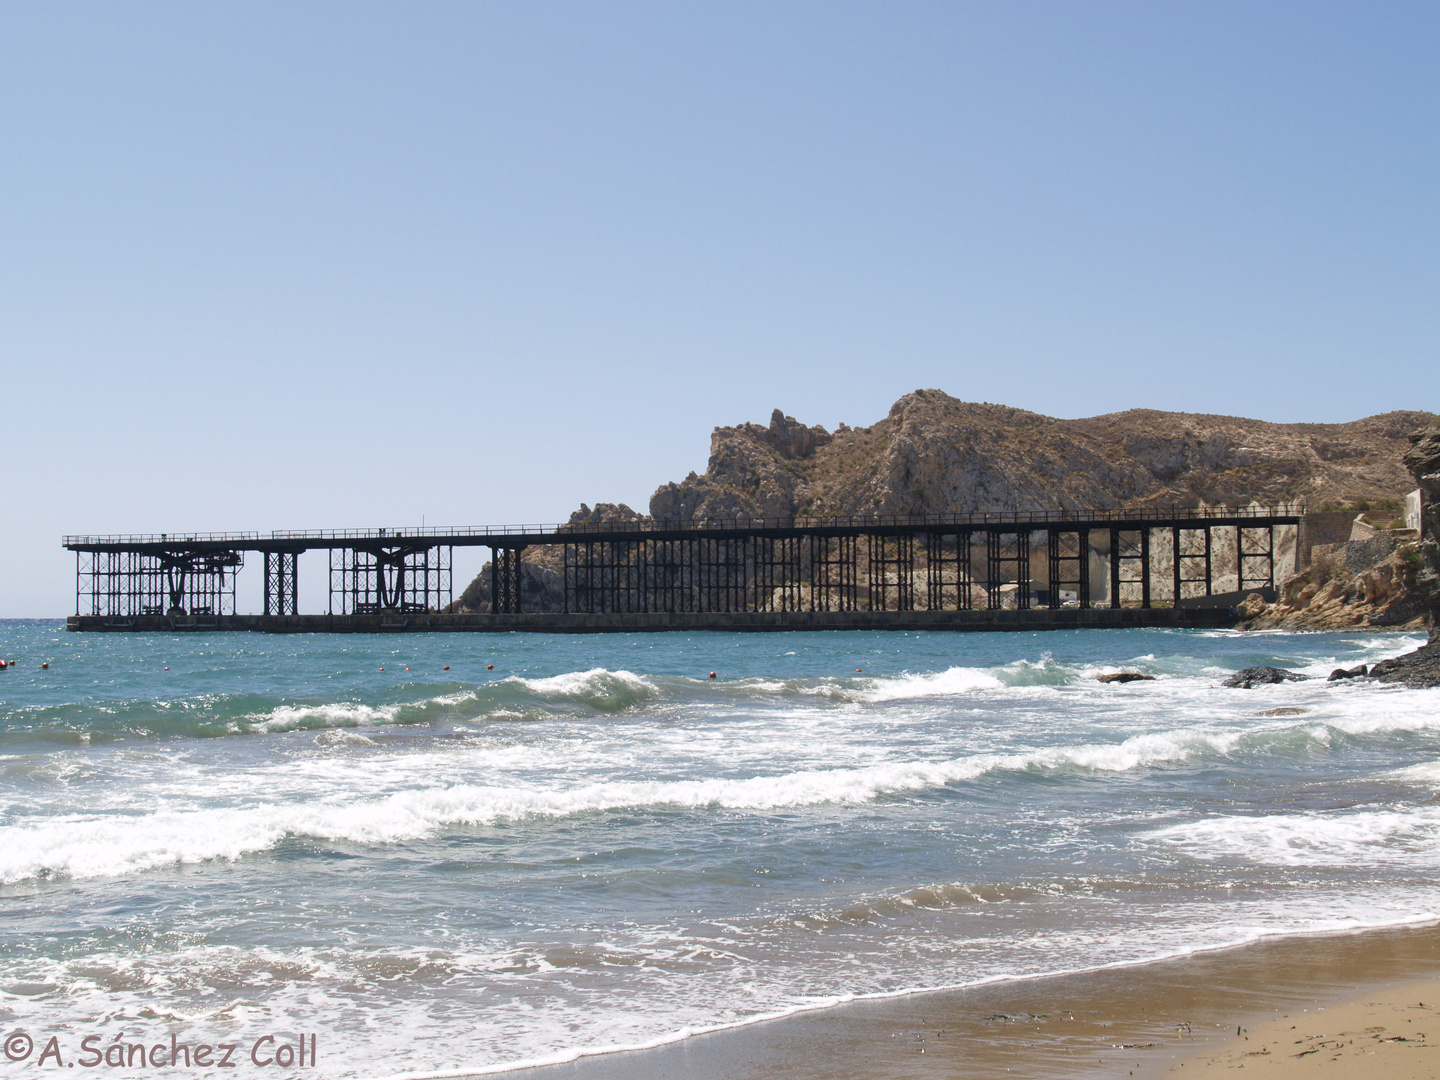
[{"x1": 2, "y1": 2, "x2": 1436, "y2": 616}]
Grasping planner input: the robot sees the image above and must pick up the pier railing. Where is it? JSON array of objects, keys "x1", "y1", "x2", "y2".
[{"x1": 65, "y1": 503, "x2": 1304, "y2": 548}]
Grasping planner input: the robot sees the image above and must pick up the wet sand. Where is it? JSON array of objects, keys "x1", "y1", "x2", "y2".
[{"x1": 509, "y1": 920, "x2": 1440, "y2": 1080}]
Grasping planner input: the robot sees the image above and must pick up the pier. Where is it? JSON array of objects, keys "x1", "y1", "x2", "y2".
[{"x1": 63, "y1": 506, "x2": 1302, "y2": 632}]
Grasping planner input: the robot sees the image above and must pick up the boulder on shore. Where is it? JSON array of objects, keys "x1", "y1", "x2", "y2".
[{"x1": 1097, "y1": 672, "x2": 1156, "y2": 684}]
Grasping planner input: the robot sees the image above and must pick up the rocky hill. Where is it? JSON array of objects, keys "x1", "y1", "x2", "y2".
[
  {"x1": 454, "y1": 391, "x2": 1434, "y2": 612},
  {"x1": 648, "y1": 391, "x2": 1431, "y2": 522}
]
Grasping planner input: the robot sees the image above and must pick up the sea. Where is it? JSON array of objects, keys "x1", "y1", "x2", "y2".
[{"x1": 2, "y1": 620, "x2": 1438, "y2": 1077}]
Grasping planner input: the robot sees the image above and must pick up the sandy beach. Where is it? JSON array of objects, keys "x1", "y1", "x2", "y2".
[
  {"x1": 517, "y1": 920, "x2": 1440, "y2": 1080},
  {"x1": 1173, "y1": 975, "x2": 1440, "y2": 1077}
]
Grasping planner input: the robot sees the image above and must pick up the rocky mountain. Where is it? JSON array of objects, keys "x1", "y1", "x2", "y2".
[{"x1": 648, "y1": 391, "x2": 1432, "y2": 522}]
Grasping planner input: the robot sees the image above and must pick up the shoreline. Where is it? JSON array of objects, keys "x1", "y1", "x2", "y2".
[{"x1": 464, "y1": 919, "x2": 1440, "y2": 1080}]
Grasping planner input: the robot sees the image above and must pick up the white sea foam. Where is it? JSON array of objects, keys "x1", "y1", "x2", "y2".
[
  {"x1": 0, "y1": 724, "x2": 1265, "y2": 882},
  {"x1": 858, "y1": 666, "x2": 1005, "y2": 701},
  {"x1": 1148, "y1": 804, "x2": 1440, "y2": 866}
]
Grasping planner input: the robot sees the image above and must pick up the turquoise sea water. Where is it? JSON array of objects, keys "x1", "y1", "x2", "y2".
[{"x1": 1, "y1": 622, "x2": 1438, "y2": 1076}]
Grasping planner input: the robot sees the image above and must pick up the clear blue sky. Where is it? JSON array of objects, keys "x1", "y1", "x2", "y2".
[{"x1": 3, "y1": 2, "x2": 1436, "y2": 616}]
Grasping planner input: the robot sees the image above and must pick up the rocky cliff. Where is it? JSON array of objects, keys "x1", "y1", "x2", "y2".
[
  {"x1": 1403, "y1": 423, "x2": 1440, "y2": 639},
  {"x1": 1239, "y1": 421, "x2": 1439, "y2": 647},
  {"x1": 650, "y1": 392, "x2": 1429, "y2": 521}
]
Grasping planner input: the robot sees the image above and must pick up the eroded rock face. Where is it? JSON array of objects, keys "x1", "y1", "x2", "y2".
[
  {"x1": 1402, "y1": 423, "x2": 1440, "y2": 639},
  {"x1": 643, "y1": 391, "x2": 1432, "y2": 524}
]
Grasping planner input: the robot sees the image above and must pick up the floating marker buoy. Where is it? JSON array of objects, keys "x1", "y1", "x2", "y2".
[
  {"x1": 708, "y1": 672, "x2": 716, "y2": 679},
  {"x1": 405, "y1": 667, "x2": 410, "y2": 671},
  {"x1": 487, "y1": 664, "x2": 494, "y2": 670},
  {"x1": 379, "y1": 667, "x2": 384, "y2": 672},
  {"x1": 856, "y1": 668, "x2": 862, "y2": 673},
  {"x1": 164, "y1": 667, "x2": 170, "y2": 671},
  {"x1": 41, "y1": 662, "x2": 49, "y2": 669},
  {"x1": 444, "y1": 665, "x2": 450, "y2": 671},
  {"x1": 0, "y1": 659, "x2": 7, "y2": 669}
]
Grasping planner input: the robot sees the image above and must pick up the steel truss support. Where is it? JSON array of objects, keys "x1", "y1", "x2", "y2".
[
  {"x1": 74, "y1": 548, "x2": 243, "y2": 617},
  {"x1": 924, "y1": 532, "x2": 974, "y2": 611},
  {"x1": 868, "y1": 534, "x2": 915, "y2": 611},
  {"x1": 986, "y1": 530, "x2": 1030, "y2": 610},
  {"x1": 1172, "y1": 527, "x2": 1213, "y2": 601},
  {"x1": 263, "y1": 551, "x2": 300, "y2": 616},
  {"x1": 1109, "y1": 529, "x2": 1148, "y2": 608},
  {"x1": 811, "y1": 535, "x2": 858, "y2": 611},
  {"x1": 329, "y1": 544, "x2": 451, "y2": 614},
  {"x1": 646, "y1": 538, "x2": 691, "y2": 613},
  {"x1": 698, "y1": 538, "x2": 745, "y2": 613},
  {"x1": 748, "y1": 536, "x2": 799, "y2": 612},
  {"x1": 1045, "y1": 529, "x2": 1090, "y2": 609},
  {"x1": 491, "y1": 546, "x2": 524, "y2": 614},
  {"x1": 1237, "y1": 526, "x2": 1276, "y2": 594}
]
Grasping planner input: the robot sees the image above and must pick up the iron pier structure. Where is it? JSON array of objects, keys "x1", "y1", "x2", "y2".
[{"x1": 64, "y1": 506, "x2": 1301, "y2": 632}]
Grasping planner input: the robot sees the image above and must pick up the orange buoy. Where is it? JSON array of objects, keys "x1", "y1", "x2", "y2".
[
  {"x1": 444, "y1": 665, "x2": 450, "y2": 671},
  {"x1": 41, "y1": 662, "x2": 49, "y2": 669},
  {"x1": 856, "y1": 668, "x2": 862, "y2": 673},
  {"x1": 405, "y1": 667, "x2": 411, "y2": 671},
  {"x1": 164, "y1": 667, "x2": 170, "y2": 671},
  {"x1": 487, "y1": 664, "x2": 494, "y2": 670},
  {"x1": 708, "y1": 672, "x2": 716, "y2": 679},
  {"x1": 379, "y1": 667, "x2": 384, "y2": 672}
]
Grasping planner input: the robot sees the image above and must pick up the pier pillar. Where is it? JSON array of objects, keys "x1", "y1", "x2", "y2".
[
  {"x1": 1109, "y1": 528, "x2": 1121, "y2": 609},
  {"x1": 263, "y1": 551, "x2": 299, "y2": 616},
  {"x1": 1140, "y1": 528, "x2": 1152, "y2": 609},
  {"x1": 1171, "y1": 526, "x2": 1181, "y2": 605},
  {"x1": 492, "y1": 546, "x2": 524, "y2": 614}
]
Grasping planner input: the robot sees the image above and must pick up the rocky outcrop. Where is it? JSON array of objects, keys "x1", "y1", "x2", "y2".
[
  {"x1": 1402, "y1": 424, "x2": 1440, "y2": 639},
  {"x1": 1223, "y1": 667, "x2": 1312, "y2": 688},
  {"x1": 1239, "y1": 422, "x2": 1437, "y2": 639},
  {"x1": 646, "y1": 391, "x2": 1430, "y2": 523},
  {"x1": 1238, "y1": 543, "x2": 1428, "y2": 631},
  {"x1": 1371, "y1": 643, "x2": 1440, "y2": 687},
  {"x1": 1363, "y1": 423, "x2": 1440, "y2": 687}
]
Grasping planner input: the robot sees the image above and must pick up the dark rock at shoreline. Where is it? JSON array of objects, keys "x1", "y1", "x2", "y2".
[
  {"x1": 1097, "y1": 672, "x2": 1156, "y2": 684},
  {"x1": 1327, "y1": 664, "x2": 1369, "y2": 681},
  {"x1": 1223, "y1": 666, "x2": 1312, "y2": 688},
  {"x1": 1369, "y1": 643, "x2": 1440, "y2": 688}
]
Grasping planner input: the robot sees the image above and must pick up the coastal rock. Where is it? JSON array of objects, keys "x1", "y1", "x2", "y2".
[
  {"x1": 1238, "y1": 542, "x2": 1428, "y2": 631},
  {"x1": 1097, "y1": 672, "x2": 1156, "y2": 684},
  {"x1": 1370, "y1": 642, "x2": 1440, "y2": 688},
  {"x1": 644, "y1": 391, "x2": 1432, "y2": 523},
  {"x1": 1235, "y1": 592, "x2": 1268, "y2": 619},
  {"x1": 1401, "y1": 422, "x2": 1440, "y2": 638},
  {"x1": 1223, "y1": 666, "x2": 1312, "y2": 688},
  {"x1": 1326, "y1": 664, "x2": 1368, "y2": 681},
  {"x1": 1350, "y1": 423, "x2": 1440, "y2": 686}
]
